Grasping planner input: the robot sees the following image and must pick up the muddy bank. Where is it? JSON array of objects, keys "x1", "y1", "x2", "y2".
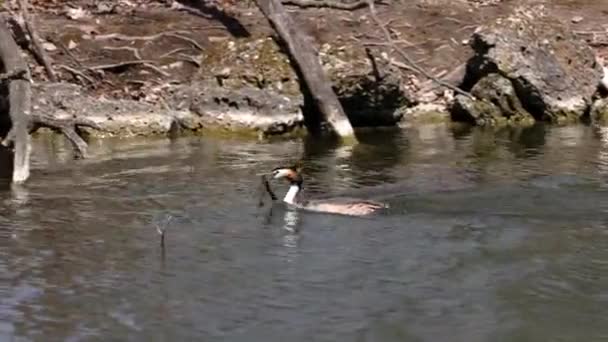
[{"x1": 5, "y1": 0, "x2": 608, "y2": 139}]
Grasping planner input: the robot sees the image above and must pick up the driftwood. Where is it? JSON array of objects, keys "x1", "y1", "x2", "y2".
[
  {"x1": 255, "y1": 0, "x2": 356, "y2": 138},
  {"x1": 0, "y1": 16, "x2": 32, "y2": 183}
]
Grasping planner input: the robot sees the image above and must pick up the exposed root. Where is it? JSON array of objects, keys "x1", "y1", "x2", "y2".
[
  {"x1": 56, "y1": 64, "x2": 95, "y2": 85},
  {"x1": 4, "y1": 114, "x2": 102, "y2": 159},
  {"x1": 102, "y1": 45, "x2": 142, "y2": 60},
  {"x1": 143, "y1": 63, "x2": 170, "y2": 77},
  {"x1": 29, "y1": 114, "x2": 102, "y2": 159},
  {"x1": 282, "y1": 0, "x2": 383, "y2": 10},
  {"x1": 94, "y1": 30, "x2": 204, "y2": 51},
  {"x1": 88, "y1": 59, "x2": 157, "y2": 71}
]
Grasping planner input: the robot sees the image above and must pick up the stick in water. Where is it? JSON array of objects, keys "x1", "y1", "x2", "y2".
[
  {"x1": 257, "y1": 174, "x2": 278, "y2": 207},
  {"x1": 155, "y1": 214, "x2": 173, "y2": 248}
]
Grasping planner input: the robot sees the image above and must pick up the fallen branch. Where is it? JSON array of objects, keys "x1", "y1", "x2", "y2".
[
  {"x1": 282, "y1": 0, "x2": 381, "y2": 10},
  {"x1": 255, "y1": 0, "x2": 355, "y2": 138},
  {"x1": 18, "y1": 0, "x2": 57, "y2": 82},
  {"x1": 365, "y1": 0, "x2": 473, "y2": 98},
  {"x1": 94, "y1": 31, "x2": 204, "y2": 51}
]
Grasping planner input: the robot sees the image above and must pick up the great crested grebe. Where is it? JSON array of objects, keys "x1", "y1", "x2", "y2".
[{"x1": 270, "y1": 165, "x2": 388, "y2": 216}]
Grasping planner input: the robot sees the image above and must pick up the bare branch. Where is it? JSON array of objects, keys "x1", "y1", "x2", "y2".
[{"x1": 365, "y1": 0, "x2": 473, "y2": 98}]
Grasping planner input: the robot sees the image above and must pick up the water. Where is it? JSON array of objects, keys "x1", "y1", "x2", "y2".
[{"x1": 1, "y1": 123, "x2": 608, "y2": 341}]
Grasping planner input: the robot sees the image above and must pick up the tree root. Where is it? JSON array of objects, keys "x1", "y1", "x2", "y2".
[
  {"x1": 2, "y1": 114, "x2": 102, "y2": 159},
  {"x1": 282, "y1": 0, "x2": 382, "y2": 10},
  {"x1": 94, "y1": 30, "x2": 204, "y2": 51}
]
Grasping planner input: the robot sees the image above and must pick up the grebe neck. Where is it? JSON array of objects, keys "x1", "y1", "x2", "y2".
[{"x1": 283, "y1": 184, "x2": 300, "y2": 204}]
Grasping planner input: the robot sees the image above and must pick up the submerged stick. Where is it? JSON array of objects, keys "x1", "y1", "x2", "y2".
[
  {"x1": 257, "y1": 174, "x2": 277, "y2": 207},
  {"x1": 155, "y1": 214, "x2": 173, "y2": 249}
]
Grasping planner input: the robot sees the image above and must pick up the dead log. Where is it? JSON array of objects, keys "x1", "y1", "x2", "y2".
[
  {"x1": 255, "y1": 0, "x2": 356, "y2": 139},
  {"x1": 0, "y1": 16, "x2": 32, "y2": 183}
]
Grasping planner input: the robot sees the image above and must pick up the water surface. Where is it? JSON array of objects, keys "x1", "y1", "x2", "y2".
[{"x1": 1, "y1": 124, "x2": 607, "y2": 341}]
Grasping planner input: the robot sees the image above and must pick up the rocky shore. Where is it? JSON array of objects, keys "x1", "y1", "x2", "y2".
[{"x1": 4, "y1": 0, "x2": 608, "y2": 139}]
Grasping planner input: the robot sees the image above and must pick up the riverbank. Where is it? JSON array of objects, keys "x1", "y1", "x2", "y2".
[{"x1": 5, "y1": 0, "x2": 608, "y2": 139}]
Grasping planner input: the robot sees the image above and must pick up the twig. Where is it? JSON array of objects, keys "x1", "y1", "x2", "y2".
[
  {"x1": 56, "y1": 64, "x2": 95, "y2": 85},
  {"x1": 143, "y1": 63, "x2": 170, "y2": 77},
  {"x1": 18, "y1": 0, "x2": 57, "y2": 82},
  {"x1": 94, "y1": 30, "x2": 204, "y2": 51},
  {"x1": 51, "y1": 38, "x2": 85, "y2": 67},
  {"x1": 87, "y1": 59, "x2": 156, "y2": 71},
  {"x1": 155, "y1": 215, "x2": 173, "y2": 249},
  {"x1": 365, "y1": 0, "x2": 473, "y2": 98},
  {"x1": 103, "y1": 46, "x2": 142, "y2": 60},
  {"x1": 176, "y1": 53, "x2": 202, "y2": 68},
  {"x1": 159, "y1": 47, "x2": 189, "y2": 59}
]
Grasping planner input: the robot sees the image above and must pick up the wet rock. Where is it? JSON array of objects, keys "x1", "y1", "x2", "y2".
[
  {"x1": 32, "y1": 83, "x2": 188, "y2": 137},
  {"x1": 462, "y1": 7, "x2": 603, "y2": 123},
  {"x1": 167, "y1": 82, "x2": 304, "y2": 136},
  {"x1": 451, "y1": 73, "x2": 534, "y2": 125},
  {"x1": 452, "y1": 95, "x2": 504, "y2": 126},
  {"x1": 591, "y1": 98, "x2": 608, "y2": 123}
]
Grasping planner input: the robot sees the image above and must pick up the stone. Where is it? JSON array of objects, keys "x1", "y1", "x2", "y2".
[
  {"x1": 463, "y1": 8, "x2": 602, "y2": 123},
  {"x1": 167, "y1": 82, "x2": 304, "y2": 136},
  {"x1": 591, "y1": 98, "x2": 608, "y2": 123}
]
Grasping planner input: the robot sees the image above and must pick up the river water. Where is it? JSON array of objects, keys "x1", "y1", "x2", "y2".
[{"x1": 1, "y1": 123, "x2": 607, "y2": 341}]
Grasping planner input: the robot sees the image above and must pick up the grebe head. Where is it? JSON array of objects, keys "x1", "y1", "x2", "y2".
[
  {"x1": 271, "y1": 164, "x2": 303, "y2": 205},
  {"x1": 271, "y1": 165, "x2": 303, "y2": 187}
]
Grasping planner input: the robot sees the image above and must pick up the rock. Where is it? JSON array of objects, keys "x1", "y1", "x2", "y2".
[
  {"x1": 452, "y1": 73, "x2": 534, "y2": 125},
  {"x1": 600, "y1": 64, "x2": 608, "y2": 93},
  {"x1": 202, "y1": 36, "x2": 407, "y2": 129},
  {"x1": 167, "y1": 82, "x2": 304, "y2": 136},
  {"x1": 571, "y1": 16, "x2": 583, "y2": 23},
  {"x1": 452, "y1": 94, "x2": 505, "y2": 126},
  {"x1": 591, "y1": 98, "x2": 608, "y2": 123},
  {"x1": 462, "y1": 8, "x2": 602, "y2": 123},
  {"x1": 42, "y1": 42, "x2": 57, "y2": 51}
]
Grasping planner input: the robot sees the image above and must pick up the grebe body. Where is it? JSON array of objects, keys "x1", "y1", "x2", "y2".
[{"x1": 271, "y1": 166, "x2": 387, "y2": 216}]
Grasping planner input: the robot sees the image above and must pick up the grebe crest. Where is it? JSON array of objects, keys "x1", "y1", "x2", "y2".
[{"x1": 271, "y1": 164, "x2": 387, "y2": 216}]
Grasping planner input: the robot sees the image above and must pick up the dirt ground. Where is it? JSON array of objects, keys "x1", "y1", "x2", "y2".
[{"x1": 6, "y1": 0, "x2": 608, "y2": 101}]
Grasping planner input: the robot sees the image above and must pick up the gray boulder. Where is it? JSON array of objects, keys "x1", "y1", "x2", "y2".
[
  {"x1": 167, "y1": 82, "x2": 304, "y2": 136},
  {"x1": 461, "y1": 10, "x2": 602, "y2": 123},
  {"x1": 452, "y1": 73, "x2": 534, "y2": 125}
]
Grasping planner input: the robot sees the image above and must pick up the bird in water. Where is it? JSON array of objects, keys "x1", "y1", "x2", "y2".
[{"x1": 269, "y1": 164, "x2": 388, "y2": 216}]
